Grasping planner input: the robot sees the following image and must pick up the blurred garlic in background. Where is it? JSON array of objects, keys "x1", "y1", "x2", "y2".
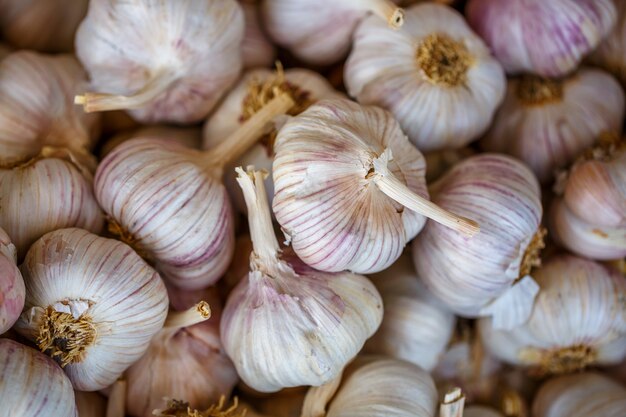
[
  {"x1": 0, "y1": 227, "x2": 24, "y2": 335},
  {"x1": 75, "y1": 391, "x2": 106, "y2": 417},
  {"x1": 101, "y1": 125, "x2": 202, "y2": 158},
  {"x1": 345, "y1": 3, "x2": 505, "y2": 152},
  {"x1": 590, "y1": 0, "x2": 626, "y2": 87},
  {"x1": 467, "y1": 0, "x2": 617, "y2": 77},
  {"x1": 241, "y1": 1, "x2": 276, "y2": 69},
  {"x1": 481, "y1": 69, "x2": 625, "y2": 182}
]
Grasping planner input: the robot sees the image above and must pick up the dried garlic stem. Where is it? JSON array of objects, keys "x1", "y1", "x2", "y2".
[
  {"x1": 439, "y1": 388, "x2": 465, "y2": 417},
  {"x1": 75, "y1": 70, "x2": 179, "y2": 112},
  {"x1": 348, "y1": 0, "x2": 404, "y2": 28},
  {"x1": 153, "y1": 396, "x2": 246, "y2": 417},
  {"x1": 371, "y1": 150, "x2": 480, "y2": 237},
  {"x1": 106, "y1": 379, "x2": 127, "y2": 417},
  {"x1": 517, "y1": 227, "x2": 547, "y2": 280},
  {"x1": 516, "y1": 75, "x2": 564, "y2": 106},
  {"x1": 163, "y1": 301, "x2": 211, "y2": 330}
]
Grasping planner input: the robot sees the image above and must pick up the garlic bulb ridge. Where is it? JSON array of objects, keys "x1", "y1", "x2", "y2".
[
  {"x1": 0, "y1": 227, "x2": 25, "y2": 335},
  {"x1": 241, "y1": 1, "x2": 276, "y2": 69}
]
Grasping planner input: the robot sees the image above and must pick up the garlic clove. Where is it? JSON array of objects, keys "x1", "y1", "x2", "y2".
[
  {"x1": 478, "y1": 275, "x2": 540, "y2": 331},
  {"x1": 589, "y1": 0, "x2": 626, "y2": 88},
  {"x1": 241, "y1": 1, "x2": 276, "y2": 69},
  {"x1": 0, "y1": 227, "x2": 25, "y2": 335},
  {"x1": 101, "y1": 125, "x2": 202, "y2": 158}
]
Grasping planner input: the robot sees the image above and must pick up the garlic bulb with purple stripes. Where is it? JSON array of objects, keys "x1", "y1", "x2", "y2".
[
  {"x1": 467, "y1": 0, "x2": 617, "y2": 77},
  {"x1": 590, "y1": 0, "x2": 626, "y2": 87},
  {"x1": 241, "y1": 1, "x2": 276, "y2": 69},
  {"x1": 272, "y1": 98, "x2": 479, "y2": 274},
  {"x1": 221, "y1": 168, "x2": 382, "y2": 392},
  {"x1": 0, "y1": 227, "x2": 24, "y2": 335},
  {"x1": 412, "y1": 154, "x2": 543, "y2": 330}
]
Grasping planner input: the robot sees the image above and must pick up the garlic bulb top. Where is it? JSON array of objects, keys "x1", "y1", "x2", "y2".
[
  {"x1": 221, "y1": 168, "x2": 383, "y2": 392},
  {"x1": 15, "y1": 228, "x2": 169, "y2": 391},
  {"x1": 590, "y1": 0, "x2": 626, "y2": 87},
  {"x1": 273, "y1": 98, "x2": 479, "y2": 274},
  {"x1": 532, "y1": 373, "x2": 626, "y2": 417},
  {"x1": 262, "y1": 0, "x2": 404, "y2": 66},
  {"x1": 467, "y1": 0, "x2": 617, "y2": 77},
  {"x1": 480, "y1": 255, "x2": 626, "y2": 375},
  {"x1": 0, "y1": 227, "x2": 25, "y2": 335},
  {"x1": 75, "y1": 0, "x2": 244, "y2": 124},
  {"x1": 345, "y1": 3, "x2": 505, "y2": 152},
  {"x1": 0, "y1": 339, "x2": 78, "y2": 416},
  {"x1": 480, "y1": 69, "x2": 625, "y2": 183},
  {"x1": 241, "y1": 1, "x2": 276, "y2": 69},
  {"x1": 101, "y1": 125, "x2": 202, "y2": 158},
  {"x1": 412, "y1": 154, "x2": 543, "y2": 329}
]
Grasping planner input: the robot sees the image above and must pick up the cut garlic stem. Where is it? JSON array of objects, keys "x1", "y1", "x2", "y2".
[
  {"x1": 106, "y1": 379, "x2": 127, "y2": 417},
  {"x1": 372, "y1": 149, "x2": 480, "y2": 237},
  {"x1": 74, "y1": 70, "x2": 179, "y2": 112},
  {"x1": 439, "y1": 388, "x2": 465, "y2": 417},
  {"x1": 347, "y1": 0, "x2": 405, "y2": 28},
  {"x1": 163, "y1": 301, "x2": 211, "y2": 330}
]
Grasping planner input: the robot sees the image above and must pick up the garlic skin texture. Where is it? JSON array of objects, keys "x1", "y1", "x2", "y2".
[
  {"x1": 412, "y1": 154, "x2": 542, "y2": 329},
  {"x1": 101, "y1": 125, "x2": 202, "y2": 158},
  {"x1": 0, "y1": 339, "x2": 78, "y2": 417},
  {"x1": 75, "y1": 391, "x2": 106, "y2": 417},
  {"x1": 467, "y1": 0, "x2": 617, "y2": 77},
  {"x1": 590, "y1": 0, "x2": 626, "y2": 87},
  {"x1": 479, "y1": 255, "x2": 626, "y2": 375},
  {"x1": 75, "y1": 0, "x2": 244, "y2": 124},
  {"x1": 241, "y1": 2, "x2": 276, "y2": 69},
  {"x1": 15, "y1": 228, "x2": 169, "y2": 391},
  {"x1": 532, "y1": 373, "x2": 626, "y2": 417},
  {"x1": 0, "y1": 227, "x2": 24, "y2": 335},
  {"x1": 481, "y1": 69, "x2": 625, "y2": 182},
  {"x1": 221, "y1": 169, "x2": 383, "y2": 392},
  {"x1": 345, "y1": 3, "x2": 505, "y2": 152}
]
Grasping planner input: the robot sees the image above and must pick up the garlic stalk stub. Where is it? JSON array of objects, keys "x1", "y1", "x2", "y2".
[
  {"x1": 345, "y1": 3, "x2": 505, "y2": 152},
  {"x1": 221, "y1": 168, "x2": 382, "y2": 392},
  {"x1": 273, "y1": 98, "x2": 478, "y2": 274},
  {"x1": 75, "y1": 0, "x2": 244, "y2": 124},
  {"x1": 590, "y1": 0, "x2": 626, "y2": 87},
  {"x1": 467, "y1": 0, "x2": 617, "y2": 77},
  {"x1": 241, "y1": 2, "x2": 276, "y2": 69},
  {"x1": 0, "y1": 339, "x2": 77, "y2": 416},
  {"x1": 481, "y1": 69, "x2": 625, "y2": 182},
  {"x1": 96, "y1": 92, "x2": 294, "y2": 290},
  {"x1": 0, "y1": 227, "x2": 25, "y2": 335},
  {"x1": 479, "y1": 255, "x2": 626, "y2": 375},
  {"x1": 412, "y1": 154, "x2": 543, "y2": 329},
  {"x1": 15, "y1": 228, "x2": 169, "y2": 391}
]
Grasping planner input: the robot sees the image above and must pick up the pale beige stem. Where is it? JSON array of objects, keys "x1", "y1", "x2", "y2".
[
  {"x1": 439, "y1": 388, "x2": 465, "y2": 417},
  {"x1": 106, "y1": 379, "x2": 127, "y2": 417},
  {"x1": 163, "y1": 301, "x2": 211, "y2": 330},
  {"x1": 348, "y1": 0, "x2": 404, "y2": 28}
]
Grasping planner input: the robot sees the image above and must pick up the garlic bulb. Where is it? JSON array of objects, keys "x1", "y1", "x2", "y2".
[
  {"x1": 0, "y1": 227, "x2": 24, "y2": 334},
  {"x1": 204, "y1": 67, "x2": 343, "y2": 214},
  {"x1": 345, "y1": 3, "x2": 505, "y2": 152},
  {"x1": 273, "y1": 98, "x2": 479, "y2": 274},
  {"x1": 75, "y1": 0, "x2": 244, "y2": 124},
  {"x1": 15, "y1": 228, "x2": 169, "y2": 391},
  {"x1": 480, "y1": 69, "x2": 625, "y2": 182},
  {"x1": 76, "y1": 391, "x2": 106, "y2": 417},
  {"x1": 590, "y1": 0, "x2": 626, "y2": 87},
  {"x1": 464, "y1": 406, "x2": 503, "y2": 417},
  {"x1": 96, "y1": 92, "x2": 294, "y2": 289},
  {"x1": 126, "y1": 286, "x2": 238, "y2": 417},
  {"x1": 364, "y1": 254, "x2": 455, "y2": 371},
  {"x1": 241, "y1": 1, "x2": 276, "y2": 69},
  {"x1": 101, "y1": 126, "x2": 202, "y2": 158},
  {"x1": 532, "y1": 373, "x2": 626, "y2": 417},
  {"x1": 467, "y1": 0, "x2": 617, "y2": 77},
  {"x1": 412, "y1": 154, "x2": 543, "y2": 329},
  {"x1": 221, "y1": 168, "x2": 382, "y2": 392},
  {"x1": 0, "y1": 338, "x2": 77, "y2": 416},
  {"x1": 479, "y1": 255, "x2": 626, "y2": 375}
]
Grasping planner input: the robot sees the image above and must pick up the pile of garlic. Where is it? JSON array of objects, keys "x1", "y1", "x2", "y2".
[{"x1": 0, "y1": 0, "x2": 625, "y2": 416}]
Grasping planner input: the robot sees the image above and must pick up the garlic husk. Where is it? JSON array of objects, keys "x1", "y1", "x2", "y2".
[
  {"x1": 15, "y1": 228, "x2": 169, "y2": 391},
  {"x1": 75, "y1": 0, "x2": 244, "y2": 124},
  {"x1": 101, "y1": 125, "x2": 202, "y2": 158},
  {"x1": 467, "y1": 0, "x2": 617, "y2": 77},
  {"x1": 479, "y1": 255, "x2": 626, "y2": 375},
  {"x1": 345, "y1": 3, "x2": 505, "y2": 152},
  {"x1": 221, "y1": 168, "x2": 383, "y2": 392},
  {"x1": 125, "y1": 286, "x2": 238, "y2": 417},
  {"x1": 262, "y1": 0, "x2": 404, "y2": 66},
  {"x1": 0, "y1": 339, "x2": 78, "y2": 416},
  {"x1": 480, "y1": 69, "x2": 625, "y2": 183},
  {"x1": 0, "y1": 227, "x2": 25, "y2": 334},
  {"x1": 464, "y1": 406, "x2": 503, "y2": 417},
  {"x1": 76, "y1": 391, "x2": 106, "y2": 417},
  {"x1": 241, "y1": 1, "x2": 276, "y2": 69},
  {"x1": 590, "y1": 0, "x2": 626, "y2": 87},
  {"x1": 0, "y1": 51, "x2": 100, "y2": 167},
  {"x1": 273, "y1": 98, "x2": 478, "y2": 274},
  {"x1": 532, "y1": 373, "x2": 626, "y2": 417},
  {"x1": 412, "y1": 154, "x2": 543, "y2": 329}
]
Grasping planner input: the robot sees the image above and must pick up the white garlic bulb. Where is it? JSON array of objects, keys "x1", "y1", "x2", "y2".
[
  {"x1": 15, "y1": 228, "x2": 169, "y2": 391},
  {"x1": 412, "y1": 154, "x2": 543, "y2": 329},
  {"x1": 532, "y1": 373, "x2": 626, "y2": 417},
  {"x1": 273, "y1": 98, "x2": 478, "y2": 274},
  {"x1": 590, "y1": 0, "x2": 626, "y2": 87},
  {"x1": 0, "y1": 227, "x2": 24, "y2": 335},
  {"x1": 364, "y1": 254, "x2": 455, "y2": 371},
  {"x1": 345, "y1": 3, "x2": 505, "y2": 152},
  {"x1": 75, "y1": 0, "x2": 244, "y2": 124},
  {"x1": 241, "y1": 1, "x2": 276, "y2": 69},
  {"x1": 221, "y1": 168, "x2": 382, "y2": 392},
  {"x1": 101, "y1": 125, "x2": 202, "y2": 158},
  {"x1": 262, "y1": 0, "x2": 404, "y2": 66},
  {"x1": 479, "y1": 255, "x2": 626, "y2": 375},
  {"x1": 467, "y1": 0, "x2": 617, "y2": 77},
  {"x1": 75, "y1": 391, "x2": 106, "y2": 417},
  {"x1": 481, "y1": 69, "x2": 625, "y2": 182},
  {"x1": 0, "y1": 339, "x2": 78, "y2": 416}
]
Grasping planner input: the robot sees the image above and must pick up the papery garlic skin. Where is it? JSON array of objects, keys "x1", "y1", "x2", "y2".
[
  {"x1": 345, "y1": 3, "x2": 505, "y2": 152},
  {"x1": 0, "y1": 339, "x2": 78, "y2": 417},
  {"x1": 0, "y1": 227, "x2": 25, "y2": 335},
  {"x1": 533, "y1": 373, "x2": 626, "y2": 417},
  {"x1": 101, "y1": 125, "x2": 202, "y2": 158},
  {"x1": 15, "y1": 228, "x2": 169, "y2": 391},
  {"x1": 479, "y1": 256, "x2": 626, "y2": 374},
  {"x1": 590, "y1": 0, "x2": 626, "y2": 87},
  {"x1": 241, "y1": 2, "x2": 276, "y2": 69},
  {"x1": 481, "y1": 70, "x2": 625, "y2": 182},
  {"x1": 75, "y1": 391, "x2": 106, "y2": 417},
  {"x1": 75, "y1": 0, "x2": 244, "y2": 123},
  {"x1": 467, "y1": 0, "x2": 617, "y2": 77}
]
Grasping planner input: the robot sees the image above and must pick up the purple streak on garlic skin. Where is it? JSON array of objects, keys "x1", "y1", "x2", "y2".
[
  {"x1": 241, "y1": 2, "x2": 276, "y2": 69},
  {"x1": 0, "y1": 228, "x2": 25, "y2": 335},
  {"x1": 467, "y1": 0, "x2": 617, "y2": 77}
]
